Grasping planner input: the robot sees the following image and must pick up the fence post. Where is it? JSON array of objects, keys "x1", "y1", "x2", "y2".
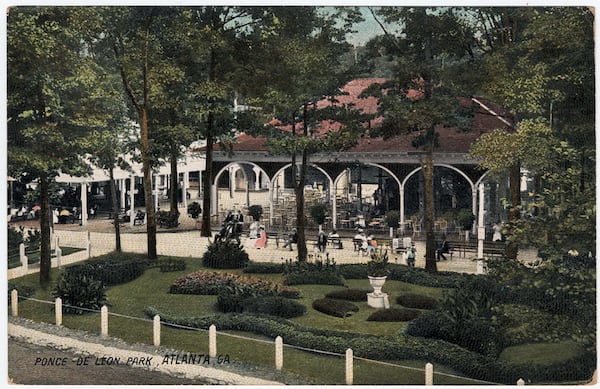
[
  {"x1": 517, "y1": 378, "x2": 525, "y2": 385},
  {"x1": 54, "y1": 235, "x2": 60, "y2": 254},
  {"x1": 100, "y1": 305, "x2": 108, "y2": 336},
  {"x1": 209, "y1": 324, "x2": 217, "y2": 358},
  {"x1": 56, "y1": 247, "x2": 62, "y2": 268},
  {"x1": 11, "y1": 289, "x2": 18, "y2": 317},
  {"x1": 55, "y1": 297, "x2": 62, "y2": 326},
  {"x1": 19, "y1": 243, "x2": 28, "y2": 274},
  {"x1": 86, "y1": 231, "x2": 91, "y2": 258},
  {"x1": 153, "y1": 315, "x2": 161, "y2": 346},
  {"x1": 345, "y1": 348, "x2": 353, "y2": 385},
  {"x1": 425, "y1": 362, "x2": 433, "y2": 385},
  {"x1": 275, "y1": 336, "x2": 283, "y2": 370}
]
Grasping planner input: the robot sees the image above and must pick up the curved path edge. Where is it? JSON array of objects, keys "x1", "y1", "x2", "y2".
[{"x1": 8, "y1": 317, "x2": 282, "y2": 386}]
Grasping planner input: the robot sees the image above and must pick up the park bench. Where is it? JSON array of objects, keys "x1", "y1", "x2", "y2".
[
  {"x1": 133, "y1": 211, "x2": 145, "y2": 226},
  {"x1": 448, "y1": 240, "x2": 506, "y2": 259},
  {"x1": 266, "y1": 231, "x2": 280, "y2": 247},
  {"x1": 327, "y1": 237, "x2": 343, "y2": 249}
]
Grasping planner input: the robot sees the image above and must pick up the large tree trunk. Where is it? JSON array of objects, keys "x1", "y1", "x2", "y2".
[
  {"x1": 423, "y1": 149, "x2": 437, "y2": 272},
  {"x1": 109, "y1": 168, "x2": 121, "y2": 252},
  {"x1": 201, "y1": 113, "x2": 213, "y2": 237},
  {"x1": 170, "y1": 152, "x2": 178, "y2": 213},
  {"x1": 141, "y1": 109, "x2": 157, "y2": 259},
  {"x1": 506, "y1": 163, "x2": 521, "y2": 259},
  {"x1": 39, "y1": 173, "x2": 52, "y2": 285}
]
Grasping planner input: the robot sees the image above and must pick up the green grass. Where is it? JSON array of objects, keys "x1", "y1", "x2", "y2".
[
  {"x1": 499, "y1": 341, "x2": 585, "y2": 366},
  {"x1": 7, "y1": 254, "x2": 585, "y2": 384}
]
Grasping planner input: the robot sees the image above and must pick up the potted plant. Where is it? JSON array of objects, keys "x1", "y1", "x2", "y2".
[{"x1": 367, "y1": 249, "x2": 390, "y2": 296}]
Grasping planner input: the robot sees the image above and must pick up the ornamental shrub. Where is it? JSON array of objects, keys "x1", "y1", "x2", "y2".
[
  {"x1": 367, "y1": 308, "x2": 421, "y2": 322},
  {"x1": 242, "y1": 296, "x2": 307, "y2": 318},
  {"x1": 325, "y1": 289, "x2": 370, "y2": 301},
  {"x1": 149, "y1": 258, "x2": 186, "y2": 272},
  {"x1": 243, "y1": 262, "x2": 285, "y2": 274},
  {"x1": 283, "y1": 271, "x2": 345, "y2": 286},
  {"x1": 312, "y1": 298, "x2": 359, "y2": 318},
  {"x1": 396, "y1": 293, "x2": 439, "y2": 309},
  {"x1": 145, "y1": 306, "x2": 597, "y2": 385},
  {"x1": 202, "y1": 240, "x2": 250, "y2": 269},
  {"x1": 53, "y1": 271, "x2": 107, "y2": 314},
  {"x1": 67, "y1": 253, "x2": 148, "y2": 286},
  {"x1": 169, "y1": 270, "x2": 301, "y2": 298}
]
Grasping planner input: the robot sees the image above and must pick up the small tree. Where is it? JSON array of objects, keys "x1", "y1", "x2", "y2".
[
  {"x1": 309, "y1": 203, "x2": 329, "y2": 227},
  {"x1": 187, "y1": 202, "x2": 202, "y2": 219},
  {"x1": 247, "y1": 205, "x2": 263, "y2": 221},
  {"x1": 384, "y1": 210, "x2": 400, "y2": 228}
]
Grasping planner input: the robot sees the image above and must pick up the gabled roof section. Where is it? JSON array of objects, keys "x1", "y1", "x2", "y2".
[{"x1": 206, "y1": 78, "x2": 513, "y2": 154}]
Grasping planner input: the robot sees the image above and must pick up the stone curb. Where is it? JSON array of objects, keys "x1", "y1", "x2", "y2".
[{"x1": 8, "y1": 319, "x2": 282, "y2": 386}]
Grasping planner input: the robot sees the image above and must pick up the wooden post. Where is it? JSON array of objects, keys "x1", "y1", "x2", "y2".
[
  {"x1": 425, "y1": 362, "x2": 433, "y2": 385},
  {"x1": 11, "y1": 289, "x2": 18, "y2": 317},
  {"x1": 345, "y1": 348, "x2": 353, "y2": 385},
  {"x1": 100, "y1": 305, "x2": 108, "y2": 336},
  {"x1": 55, "y1": 297, "x2": 62, "y2": 326},
  {"x1": 517, "y1": 378, "x2": 525, "y2": 385},
  {"x1": 153, "y1": 315, "x2": 160, "y2": 346},
  {"x1": 209, "y1": 325, "x2": 217, "y2": 358},
  {"x1": 275, "y1": 336, "x2": 283, "y2": 370},
  {"x1": 86, "y1": 231, "x2": 91, "y2": 258}
]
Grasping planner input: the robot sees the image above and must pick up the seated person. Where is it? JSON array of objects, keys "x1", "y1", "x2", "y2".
[
  {"x1": 367, "y1": 234, "x2": 377, "y2": 254},
  {"x1": 353, "y1": 229, "x2": 368, "y2": 252},
  {"x1": 255, "y1": 225, "x2": 267, "y2": 249},
  {"x1": 328, "y1": 229, "x2": 342, "y2": 248},
  {"x1": 248, "y1": 220, "x2": 259, "y2": 239},
  {"x1": 283, "y1": 228, "x2": 298, "y2": 251}
]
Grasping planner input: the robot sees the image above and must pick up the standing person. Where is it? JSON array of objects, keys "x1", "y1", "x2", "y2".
[
  {"x1": 436, "y1": 235, "x2": 450, "y2": 261},
  {"x1": 317, "y1": 230, "x2": 327, "y2": 252},
  {"x1": 407, "y1": 246, "x2": 416, "y2": 267},
  {"x1": 492, "y1": 220, "x2": 503, "y2": 242}
]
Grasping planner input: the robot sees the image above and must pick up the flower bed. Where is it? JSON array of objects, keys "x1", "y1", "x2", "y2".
[{"x1": 169, "y1": 270, "x2": 301, "y2": 298}]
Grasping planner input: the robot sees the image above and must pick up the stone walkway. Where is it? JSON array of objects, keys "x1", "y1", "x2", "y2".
[{"x1": 8, "y1": 216, "x2": 542, "y2": 280}]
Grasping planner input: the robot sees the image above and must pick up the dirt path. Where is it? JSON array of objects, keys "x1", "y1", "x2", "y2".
[{"x1": 8, "y1": 337, "x2": 208, "y2": 385}]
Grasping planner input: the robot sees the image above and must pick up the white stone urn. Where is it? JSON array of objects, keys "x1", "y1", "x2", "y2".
[{"x1": 368, "y1": 275, "x2": 387, "y2": 296}]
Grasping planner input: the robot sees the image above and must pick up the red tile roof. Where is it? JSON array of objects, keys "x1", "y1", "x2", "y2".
[{"x1": 210, "y1": 78, "x2": 513, "y2": 154}]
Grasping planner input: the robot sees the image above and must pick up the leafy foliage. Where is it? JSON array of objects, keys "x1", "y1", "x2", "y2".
[
  {"x1": 325, "y1": 288, "x2": 370, "y2": 302},
  {"x1": 66, "y1": 253, "x2": 149, "y2": 286},
  {"x1": 396, "y1": 293, "x2": 438, "y2": 310},
  {"x1": 367, "y1": 308, "x2": 421, "y2": 322},
  {"x1": 202, "y1": 240, "x2": 250, "y2": 269},
  {"x1": 247, "y1": 205, "x2": 263, "y2": 221},
  {"x1": 312, "y1": 298, "x2": 359, "y2": 318},
  {"x1": 53, "y1": 272, "x2": 107, "y2": 315},
  {"x1": 187, "y1": 202, "x2": 201, "y2": 219}
]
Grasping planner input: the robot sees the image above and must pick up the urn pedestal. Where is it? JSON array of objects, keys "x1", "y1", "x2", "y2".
[{"x1": 367, "y1": 276, "x2": 390, "y2": 308}]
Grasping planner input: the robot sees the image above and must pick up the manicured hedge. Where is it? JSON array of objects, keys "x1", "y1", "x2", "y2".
[
  {"x1": 243, "y1": 262, "x2": 285, "y2": 274},
  {"x1": 242, "y1": 296, "x2": 307, "y2": 318},
  {"x1": 283, "y1": 271, "x2": 345, "y2": 286},
  {"x1": 367, "y1": 308, "x2": 422, "y2": 322},
  {"x1": 312, "y1": 298, "x2": 359, "y2": 318},
  {"x1": 396, "y1": 294, "x2": 438, "y2": 310},
  {"x1": 144, "y1": 307, "x2": 596, "y2": 385},
  {"x1": 338, "y1": 263, "x2": 473, "y2": 289},
  {"x1": 169, "y1": 270, "x2": 301, "y2": 298},
  {"x1": 325, "y1": 288, "x2": 370, "y2": 302},
  {"x1": 66, "y1": 252, "x2": 148, "y2": 286},
  {"x1": 148, "y1": 258, "x2": 186, "y2": 272}
]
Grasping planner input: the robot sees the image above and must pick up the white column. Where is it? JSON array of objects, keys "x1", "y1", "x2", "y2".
[
  {"x1": 129, "y1": 176, "x2": 135, "y2": 227},
  {"x1": 477, "y1": 183, "x2": 485, "y2": 258},
  {"x1": 229, "y1": 166, "x2": 235, "y2": 199},
  {"x1": 345, "y1": 349, "x2": 353, "y2": 385},
  {"x1": 55, "y1": 298, "x2": 62, "y2": 326},
  {"x1": 209, "y1": 324, "x2": 217, "y2": 358},
  {"x1": 153, "y1": 315, "x2": 161, "y2": 346},
  {"x1": 275, "y1": 336, "x2": 283, "y2": 370},
  {"x1": 399, "y1": 186, "x2": 405, "y2": 234},
  {"x1": 331, "y1": 181, "x2": 337, "y2": 228},
  {"x1": 269, "y1": 185, "x2": 275, "y2": 225},
  {"x1": 100, "y1": 305, "x2": 108, "y2": 336},
  {"x1": 120, "y1": 179, "x2": 126, "y2": 209},
  {"x1": 211, "y1": 184, "x2": 218, "y2": 220},
  {"x1": 253, "y1": 167, "x2": 261, "y2": 191},
  {"x1": 153, "y1": 174, "x2": 159, "y2": 211},
  {"x1": 80, "y1": 182, "x2": 88, "y2": 226},
  {"x1": 183, "y1": 171, "x2": 189, "y2": 211}
]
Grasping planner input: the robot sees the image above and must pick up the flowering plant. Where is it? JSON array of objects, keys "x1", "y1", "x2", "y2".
[{"x1": 367, "y1": 249, "x2": 390, "y2": 277}]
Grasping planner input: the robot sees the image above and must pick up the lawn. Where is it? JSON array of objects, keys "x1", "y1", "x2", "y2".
[{"x1": 8, "y1": 254, "x2": 590, "y2": 385}]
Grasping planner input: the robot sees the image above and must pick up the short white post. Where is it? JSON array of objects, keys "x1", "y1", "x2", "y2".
[
  {"x1": 209, "y1": 324, "x2": 217, "y2": 358},
  {"x1": 54, "y1": 235, "x2": 60, "y2": 254},
  {"x1": 425, "y1": 362, "x2": 434, "y2": 385},
  {"x1": 100, "y1": 305, "x2": 108, "y2": 336},
  {"x1": 389, "y1": 227, "x2": 393, "y2": 238},
  {"x1": 56, "y1": 247, "x2": 62, "y2": 268},
  {"x1": 345, "y1": 348, "x2": 353, "y2": 385},
  {"x1": 19, "y1": 243, "x2": 28, "y2": 273},
  {"x1": 275, "y1": 336, "x2": 283, "y2": 370},
  {"x1": 86, "y1": 231, "x2": 91, "y2": 258},
  {"x1": 11, "y1": 289, "x2": 18, "y2": 317},
  {"x1": 153, "y1": 315, "x2": 161, "y2": 346},
  {"x1": 517, "y1": 378, "x2": 525, "y2": 385},
  {"x1": 476, "y1": 259, "x2": 485, "y2": 274},
  {"x1": 55, "y1": 298, "x2": 62, "y2": 326}
]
